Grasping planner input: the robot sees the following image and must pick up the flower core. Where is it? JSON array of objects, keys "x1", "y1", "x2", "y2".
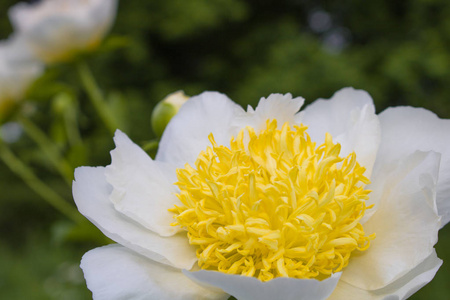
[{"x1": 170, "y1": 120, "x2": 374, "y2": 281}]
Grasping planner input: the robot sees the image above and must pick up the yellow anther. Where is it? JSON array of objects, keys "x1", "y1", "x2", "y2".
[{"x1": 170, "y1": 120, "x2": 374, "y2": 281}]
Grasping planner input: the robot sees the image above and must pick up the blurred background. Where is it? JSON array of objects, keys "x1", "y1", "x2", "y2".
[{"x1": 1, "y1": 0, "x2": 450, "y2": 299}]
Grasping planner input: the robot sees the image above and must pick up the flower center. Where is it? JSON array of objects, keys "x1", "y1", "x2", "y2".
[{"x1": 170, "y1": 120, "x2": 375, "y2": 281}]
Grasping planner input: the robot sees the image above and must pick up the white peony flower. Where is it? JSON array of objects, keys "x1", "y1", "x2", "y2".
[
  {"x1": 0, "y1": 35, "x2": 43, "y2": 120},
  {"x1": 73, "y1": 88, "x2": 450, "y2": 300},
  {"x1": 9, "y1": 0, "x2": 118, "y2": 64}
]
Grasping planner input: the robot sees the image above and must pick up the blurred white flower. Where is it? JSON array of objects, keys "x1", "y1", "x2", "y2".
[
  {"x1": 74, "y1": 88, "x2": 450, "y2": 299},
  {"x1": 0, "y1": 35, "x2": 43, "y2": 120},
  {"x1": 9, "y1": 0, "x2": 118, "y2": 64}
]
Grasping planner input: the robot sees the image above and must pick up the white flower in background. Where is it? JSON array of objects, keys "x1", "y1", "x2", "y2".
[
  {"x1": 74, "y1": 88, "x2": 450, "y2": 300},
  {"x1": 9, "y1": 0, "x2": 118, "y2": 64},
  {"x1": 0, "y1": 35, "x2": 43, "y2": 120}
]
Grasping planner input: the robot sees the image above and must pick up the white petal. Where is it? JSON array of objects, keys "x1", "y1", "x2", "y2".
[
  {"x1": 328, "y1": 280, "x2": 377, "y2": 300},
  {"x1": 376, "y1": 106, "x2": 450, "y2": 227},
  {"x1": 81, "y1": 244, "x2": 228, "y2": 300},
  {"x1": 156, "y1": 91, "x2": 244, "y2": 168},
  {"x1": 297, "y1": 87, "x2": 380, "y2": 178},
  {"x1": 184, "y1": 270, "x2": 341, "y2": 300},
  {"x1": 155, "y1": 160, "x2": 180, "y2": 187},
  {"x1": 73, "y1": 166, "x2": 197, "y2": 269},
  {"x1": 232, "y1": 93, "x2": 305, "y2": 132},
  {"x1": 330, "y1": 251, "x2": 442, "y2": 300},
  {"x1": 105, "y1": 130, "x2": 180, "y2": 237},
  {"x1": 341, "y1": 151, "x2": 441, "y2": 290}
]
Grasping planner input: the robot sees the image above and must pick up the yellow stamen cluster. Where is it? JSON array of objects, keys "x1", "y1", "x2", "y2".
[{"x1": 170, "y1": 120, "x2": 374, "y2": 281}]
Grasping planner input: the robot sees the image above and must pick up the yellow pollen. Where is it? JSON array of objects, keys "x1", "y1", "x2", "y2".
[{"x1": 169, "y1": 120, "x2": 375, "y2": 281}]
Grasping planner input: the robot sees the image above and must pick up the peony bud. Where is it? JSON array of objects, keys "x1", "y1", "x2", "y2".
[{"x1": 151, "y1": 91, "x2": 189, "y2": 138}]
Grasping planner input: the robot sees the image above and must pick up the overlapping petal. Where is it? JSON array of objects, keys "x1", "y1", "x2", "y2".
[
  {"x1": 341, "y1": 151, "x2": 441, "y2": 290},
  {"x1": 184, "y1": 270, "x2": 341, "y2": 300},
  {"x1": 81, "y1": 244, "x2": 228, "y2": 300},
  {"x1": 376, "y1": 106, "x2": 450, "y2": 226},
  {"x1": 73, "y1": 166, "x2": 197, "y2": 269},
  {"x1": 157, "y1": 91, "x2": 244, "y2": 168},
  {"x1": 297, "y1": 87, "x2": 380, "y2": 178},
  {"x1": 231, "y1": 93, "x2": 304, "y2": 132},
  {"x1": 330, "y1": 251, "x2": 442, "y2": 300},
  {"x1": 106, "y1": 130, "x2": 181, "y2": 236}
]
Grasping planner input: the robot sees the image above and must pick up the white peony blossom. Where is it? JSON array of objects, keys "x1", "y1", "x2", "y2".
[
  {"x1": 73, "y1": 88, "x2": 450, "y2": 300},
  {"x1": 0, "y1": 35, "x2": 43, "y2": 120},
  {"x1": 9, "y1": 0, "x2": 118, "y2": 64}
]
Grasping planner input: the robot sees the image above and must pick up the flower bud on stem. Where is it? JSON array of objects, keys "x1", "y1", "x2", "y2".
[{"x1": 151, "y1": 91, "x2": 189, "y2": 138}]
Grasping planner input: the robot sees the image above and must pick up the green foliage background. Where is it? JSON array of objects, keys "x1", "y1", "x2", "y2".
[{"x1": 1, "y1": 0, "x2": 450, "y2": 299}]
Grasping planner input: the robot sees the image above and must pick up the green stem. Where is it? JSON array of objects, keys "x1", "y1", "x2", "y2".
[
  {"x1": 64, "y1": 105, "x2": 83, "y2": 147},
  {"x1": 18, "y1": 116, "x2": 73, "y2": 185},
  {"x1": 76, "y1": 61, "x2": 118, "y2": 134},
  {"x1": 0, "y1": 140, "x2": 84, "y2": 224}
]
